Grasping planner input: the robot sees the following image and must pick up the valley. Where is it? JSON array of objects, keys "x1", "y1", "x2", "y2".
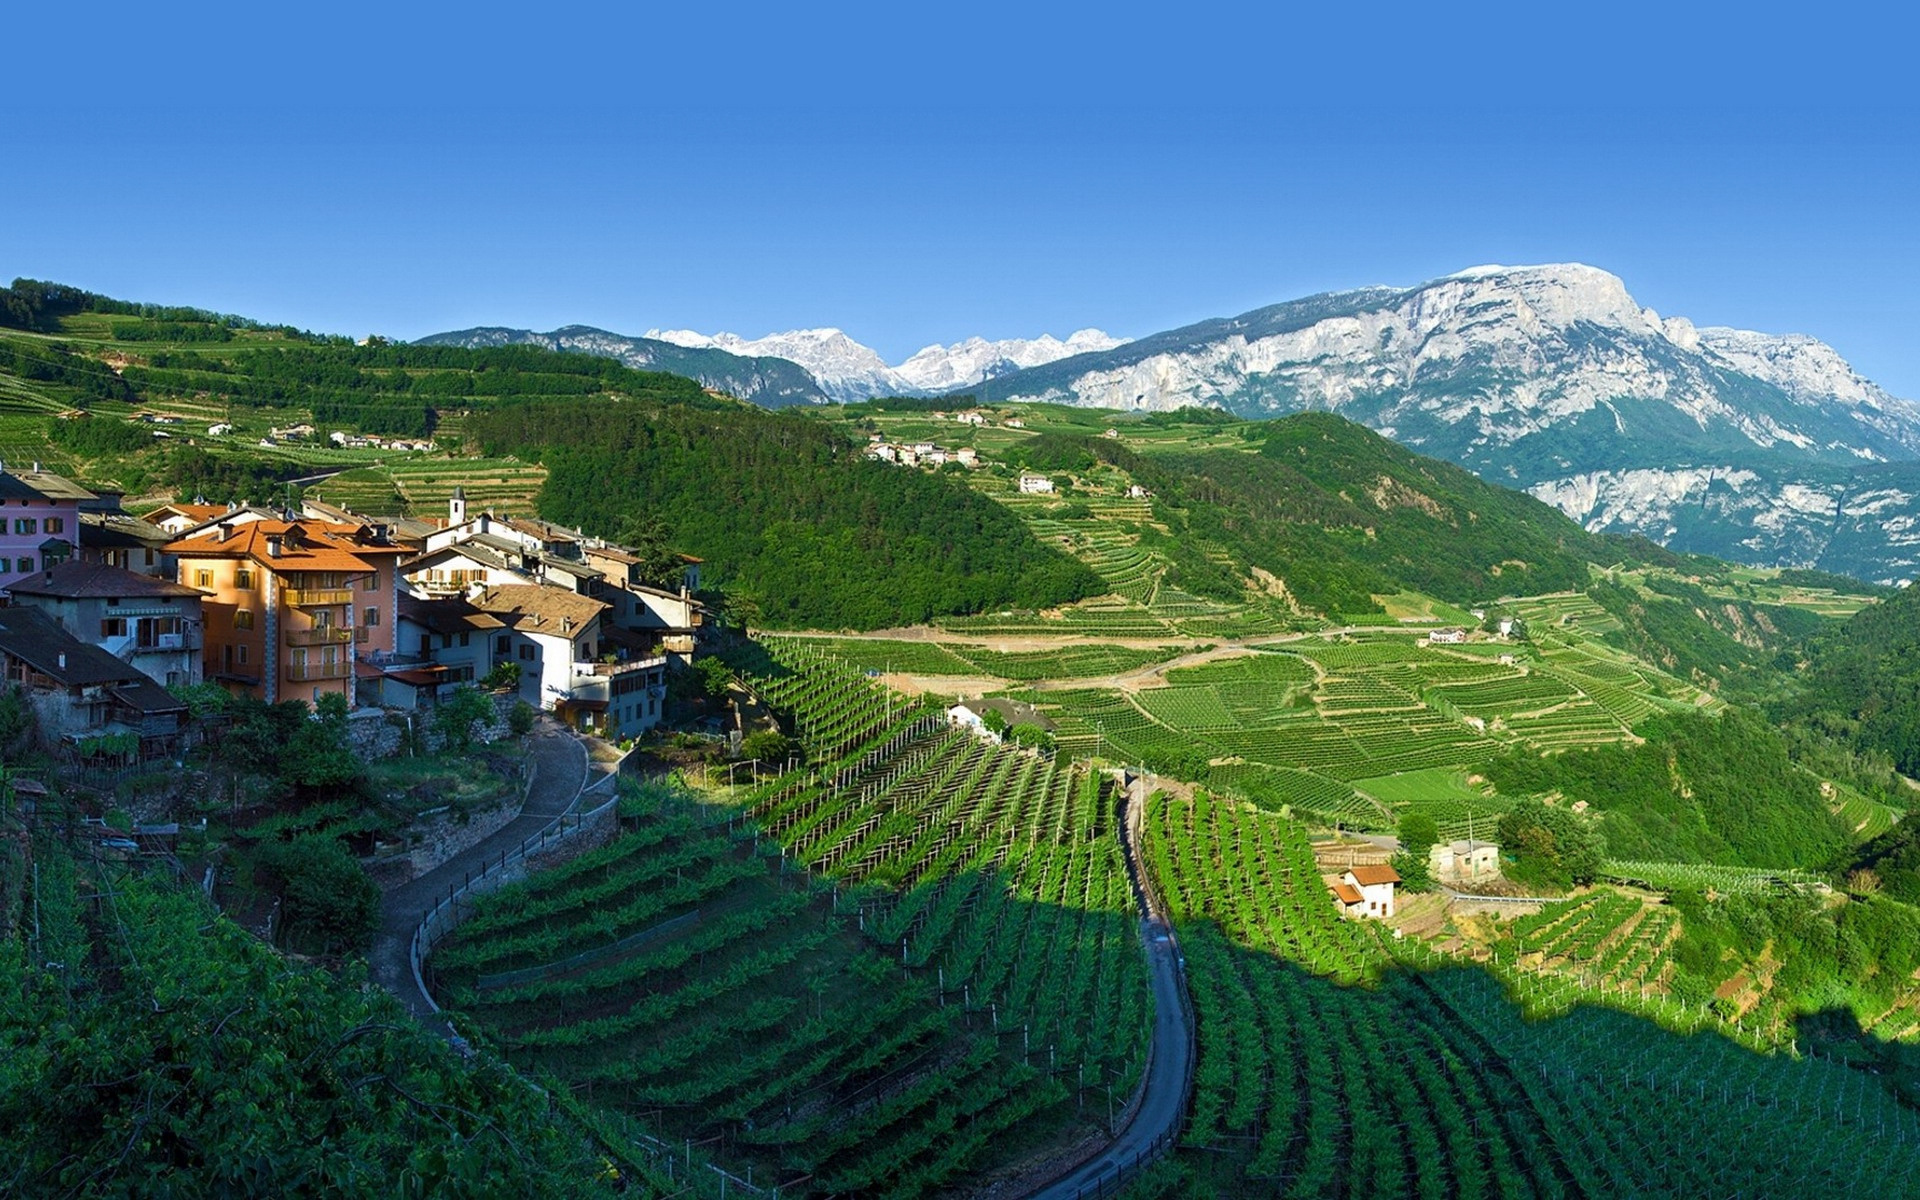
[{"x1": 9, "y1": 287, "x2": 1920, "y2": 1197}]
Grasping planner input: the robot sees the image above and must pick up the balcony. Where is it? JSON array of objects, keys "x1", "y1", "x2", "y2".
[
  {"x1": 286, "y1": 626, "x2": 352, "y2": 647},
  {"x1": 283, "y1": 588, "x2": 353, "y2": 607},
  {"x1": 286, "y1": 660, "x2": 352, "y2": 682},
  {"x1": 576, "y1": 654, "x2": 668, "y2": 679},
  {"x1": 133, "y1": 633, "x2": 199, "y2": 654}
]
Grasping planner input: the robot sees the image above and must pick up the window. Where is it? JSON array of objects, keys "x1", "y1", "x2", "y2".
[
  {"x1": 363, "y1": 572, "x2": 379, "y2": 591},
  {"x1": 459, "y1": 631, "x2": 469, "y2": 647},
  {"x1": 144, "y1": 549, "x2": 155, "y2": 566},
  {"x1": 105, "y1": 549, "x2": 128, "y2": 568},
  {"x1": 0, "y1": 559, "x2": 10, "y2": 573},
  {"x1": 100, "y1": 617, "x2": 128, "y2": 638},
  {"x1": 364, "y1": 607, "x2": 380, "y2": 627},
  {"x1": 517, "y1": 644, "x2": 534, "y2": 661},
  {"x1": 44, "y1": 517, "x2": 63, "y2": 534},
  {"x1": 234, "y1": 610, "x2": 254, "y2": 630},
  {"x1": 195, "y1": 569, "x2": 213, "y2": 589},
  {"x1": 495, "y1": 635, "x2": 509, "y2": 654},
  {"x1": 236, "y1": 644, "x2": 249, "y2": 665},
  {"x1": 235, "y1": 568, "x2": 254, "y2": 590},
  {"x1": 13, "y1": 518, "x2": 35, "y2": 535}
]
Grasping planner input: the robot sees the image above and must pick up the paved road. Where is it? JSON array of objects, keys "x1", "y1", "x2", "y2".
[
  {"x1": 367, "y1": 721, "x2": 591, "y2": 1022},
  {"x1": 1028, "y1": 778, "x2": 1194, "y2": 1200}
]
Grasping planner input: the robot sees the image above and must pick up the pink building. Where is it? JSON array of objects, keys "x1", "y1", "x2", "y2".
[{"x1": 0, "y1": 464, "x2": 93, "y2": 590}]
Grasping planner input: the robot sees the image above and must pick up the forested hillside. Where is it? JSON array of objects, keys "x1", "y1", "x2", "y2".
[
  {"x1": 470, "y1": 401, "x2": 1103, "y2": 628},
  {"x1": 1003, "y1": 414, "x2": 1607, "y2": 614}
]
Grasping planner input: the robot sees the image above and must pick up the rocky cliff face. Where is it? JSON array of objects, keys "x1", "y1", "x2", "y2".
[{"x1": 981, "y1": 264, "x2": 1920, "y2": 582}]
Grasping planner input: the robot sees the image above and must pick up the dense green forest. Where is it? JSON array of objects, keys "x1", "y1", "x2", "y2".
[
  {"x1": 471, "y1": 400, "x2": 1104, "y2": 628},
  {"x1": 1776, "y1": 581, "x2": 1920, "y2": 776},
  {"x1": 1484, "y1": 709, "x2": 1851, "y2": 869},
  {"x1": 1013, "y1": 416, "x2": 1608, "y2": 612}
]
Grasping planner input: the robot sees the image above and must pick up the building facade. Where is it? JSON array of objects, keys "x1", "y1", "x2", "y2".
[
  {"x1": 0, "y1": 464, "x2": 92, "y2": 588},
  {"x1": 5, "y1": 561, "x2": 205, "y2": 689},
  {"x1": 166, "y1": 519, "x2": 408, "y2": 705}
]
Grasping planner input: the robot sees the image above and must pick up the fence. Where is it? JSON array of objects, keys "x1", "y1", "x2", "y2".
[{"x1": 409, "y1": 777, "x2": 622, "y2": 1015}]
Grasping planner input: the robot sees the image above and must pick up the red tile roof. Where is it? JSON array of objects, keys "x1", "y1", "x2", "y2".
[
  {"x1": 1347, "y1": 864, "x2": 1402, "y2": 887},
  {"x1": 1330, "y1": 881, "x2": 1365, "y2": 905},
  {"x1": 164, "y1": 519, "x2": 408, "y2": 574}
]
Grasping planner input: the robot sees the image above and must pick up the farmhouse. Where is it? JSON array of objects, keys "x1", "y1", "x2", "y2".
[
  {"x1": 1018, "y1": 475, "x2": 1055, "y2": 495},
  {"x1": 1330, "y1": 863, "x2": 1400, "y2": 920},
  {"x1": 947, "y1": 696, "x2": 1054, "y2": 743},
  {"x1": 6, "y1": 561, "x2": 206, "y2": 690},
  {"x1": 1427, "y1": 628, "x2": 1467, "y2": 645},
  {"x1": 1430, "y1": 838, "x2": 1500, "y2": 884}
]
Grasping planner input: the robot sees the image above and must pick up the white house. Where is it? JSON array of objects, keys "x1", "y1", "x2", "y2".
[
  {"x1": 956, "y1": 411, "x2": 988, "y2": 426},
  {"x1": 1331, "y1": 864, "x2": 1400, "y2": 920},
  {"x1": 954, "y1": 447, "x2": 980, "y2": 468},
  {"x1": 1126, "y1": 484, "x2": 1152, "y2": 499},
  {"x1": 947, "y1": 701, "x2": 995, "y2": 741},
  {"x1": 1427, "y1": 628, "x2": 1467, "y2": 645},
  {"x1": 1018, "y1": 475, "x2": 1055, "y2": 495},
  {"x1": 1497, "y1": 617, "x2": 1515, "y2": 637}
]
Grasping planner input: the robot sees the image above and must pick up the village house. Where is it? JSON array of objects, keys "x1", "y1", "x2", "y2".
[
  {"x1": 1430, "y1": 838, "x2": 1501, "y2": 884},
  {"x1": 954, "y1": 447, "x2": 979, "y2": 468},
  {"x1": 0, "y1": 463, "x2": 92, "y2": 588},
  {"x1": 1427, "y1": 628, "x2": 1467, "y2": 645},
  {"x1": 955, "y1": 411, "x2": 988, "y2": 426},
  {"x1": 1018, "y1": 474, "x2": 1055, "y2": 495},
  {"x1": 1330, "y1": 863, "x2": 1400, "y2": 920},
  {"x1": 77, "y1": 506, "x2": 173, "y2": 578},
  {"x1": 377, "y1": 594, "x2": 506, "y2": 708},
  {"x1": 165, "y1": 518, "x2": 409, "y2": 705},
  {"x1": 6, "y1": 561, "x2": 205, "y2": 690},
  {"x1": 946, "y1": 697, "x2": 1054, "y2": 743},
  {"x1": 0, "y1": 606, "x2": 187, "y2": 748},
  {"x1": 469, "y1": 584, "x2": 666, "y2": 740}
]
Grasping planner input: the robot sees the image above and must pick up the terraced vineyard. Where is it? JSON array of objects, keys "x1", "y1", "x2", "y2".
[
  {"x1": 1139, "y1": 789, "x2": 1920, "y2": 1197},
  {"x1": 432, "y1": 783, "x2": 1064, "y2": 1196}
]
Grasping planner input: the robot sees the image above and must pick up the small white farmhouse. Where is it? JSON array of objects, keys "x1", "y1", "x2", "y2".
[
  {"x1": 1427, "y1": 628, "x2": 1467, "y2": 645},
  {"x1": 1331, "y1": 864, "x2": 1400, "y2": 920},
  {"x1": 1018, "y1": 475, "x2": 1055, "y2": 495}
]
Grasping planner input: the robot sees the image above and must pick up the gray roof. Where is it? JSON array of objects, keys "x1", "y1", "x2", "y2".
[
  {"x1": 0, "y1": 607, "x2": 149, "y2": 687},
  {"x1": 7, "y1": 560, "x2": 204, "y2": 600}
]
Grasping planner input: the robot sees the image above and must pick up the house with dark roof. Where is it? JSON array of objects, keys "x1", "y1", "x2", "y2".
[
  {"x1": 77, "y1": 509, "x2": 174, "y2": 577},
  {"x1": 0, "y1": 607, "x2": 186, "y2": 746},
  {"x1": 6, "y1": 561, "x2": 205, "y2": 689},
  {"x1": 471, "y1": 584, "x2": 665, "y2": 740},
  {"x1": 379, "y1": 595, "x2": 506, "y2": 708}
]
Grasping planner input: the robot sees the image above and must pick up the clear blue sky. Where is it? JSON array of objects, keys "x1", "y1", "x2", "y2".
[{"x1": 7, "y1": 4, "x2": 1917, "y2": 391}]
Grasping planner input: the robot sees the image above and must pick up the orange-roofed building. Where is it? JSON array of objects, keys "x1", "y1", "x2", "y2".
[
  {"x1": 1335, "y1": 864, "x2": 1401, "y2": 920},
  {"x1": 165, "y1": 518, "x2": 410, "y2": 705}
]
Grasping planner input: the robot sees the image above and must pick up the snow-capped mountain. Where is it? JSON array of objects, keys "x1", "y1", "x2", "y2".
[
  {"x1": 413, "y1": 325, "x2": 830, "y2": 408},
  {"x1": 647, "y1": 326, "x2": 1127, "y2": 404},
  {"x1": 975, "y1": 263, "x2": 1920, "y2": 581}
]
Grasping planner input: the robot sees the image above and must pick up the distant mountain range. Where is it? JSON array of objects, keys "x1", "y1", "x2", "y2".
[
  {"x1": 643, "y1": 326, "x2": 1126, "y2": 403},
  {"x1": 415, "y1": 265, "x2": 1920, "y2": 583},
  {"x1": 416, "y1": 323, "x2": 1125, "y2": 407}
]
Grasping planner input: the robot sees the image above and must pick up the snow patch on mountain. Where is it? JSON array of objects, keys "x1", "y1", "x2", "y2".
[{"x1": 647, "y1": 326, "x2": 1127, "y2": 403}]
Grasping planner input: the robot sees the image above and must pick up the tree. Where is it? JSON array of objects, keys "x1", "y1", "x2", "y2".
[
  {"x1": 508, "y1": 700, "x2": 536, "y2": 736},
  {"x1": 981, "y1": 708, "x2": 1009, "y2": 736},
  {"x1": 1498, "y1": 798, "x2": 1605, "y2": 890},
  {"x1": 615, "y1": 515, "x2": 686, "y2": 589},
  {"x1": 481, "y1": 661, "x2": 521, "y2": 692},
  {"x1": 281, "y1": 694, "x2": 358, "y2": 790},
  {"x1": 255, "y1": 835, "x2": 380, "y2": 954},
  {"x1": 434, "y1": 687, "x2": 495, "y2": 752},
  {"x1": 1393, "y1": 811, "x2": 1439, "y2": 891},
  {"x1": 740, "y1": 729, "x2": 795, "y2": 763},
  {"x1": 1007, "y1": 723, "x2": 1056, "y2": 752}
]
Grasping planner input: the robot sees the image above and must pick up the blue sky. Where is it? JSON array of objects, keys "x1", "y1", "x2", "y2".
[{"x1": 6, "y1": 4, "x2": 1917, "y2": 391}]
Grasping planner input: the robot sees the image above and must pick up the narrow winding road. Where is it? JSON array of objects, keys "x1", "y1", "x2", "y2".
[
  {"x1": 367, "y1": 721, "x2": 593, "y2": 1022},
  {"x1": 1028, "y1": 776, "x2": 1194, "y2": 1199}
]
